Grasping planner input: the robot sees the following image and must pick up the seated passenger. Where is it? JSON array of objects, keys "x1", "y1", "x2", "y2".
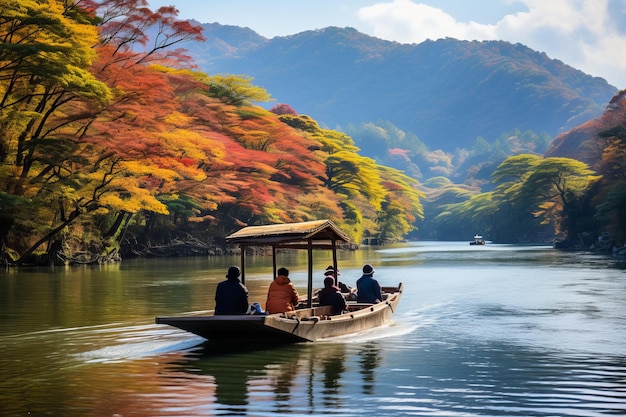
[
  {"x1": 214, "y1": 266, "x2": 249, "y2": 315},
  {"x1": 318, "y1": 276, "x2": 347, "y2": 315},
  {"x1": 324, "y1": 265, "x2": 357, "y2": 300},
  {"x1": 356, "y1": 264, "x2": 382, "y2": 304},
  {"x1": 265, "y1": 267, "x2": 300, "y2": 314}
]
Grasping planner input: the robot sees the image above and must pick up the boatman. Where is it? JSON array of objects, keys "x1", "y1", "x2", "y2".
[{"x1": 214, "y1": 266, "x2": 249, "y2": 315}]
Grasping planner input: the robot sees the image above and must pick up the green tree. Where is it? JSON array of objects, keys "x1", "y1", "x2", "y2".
[
  {"x1": 518, "y1": 157, "x2": 600, "y2": 233},
  {"x1": 202, "y1": 74, "x2": 272, "y2": 106},
  {"x1": 376, "y1": 166, "x2": 424, "y2": 242},
  {"x1": 433, "y1": 191, "x2": 499, "y2": 240},
  {"x1": 431, "y1": 154, "x2": 598, "y2": 243}
]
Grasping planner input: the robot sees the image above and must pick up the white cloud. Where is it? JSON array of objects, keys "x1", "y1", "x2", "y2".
[
  {"x1": 358, "y1": 0, "x2": 626, "y2": 88},
  {"x1": 358, "y1": 0, "x2": 496, "y2": 42}
]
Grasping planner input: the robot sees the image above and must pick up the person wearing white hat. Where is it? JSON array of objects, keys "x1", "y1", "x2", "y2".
[{"x1": 356, "y1": 264, "x2": 382, "y2": 303}]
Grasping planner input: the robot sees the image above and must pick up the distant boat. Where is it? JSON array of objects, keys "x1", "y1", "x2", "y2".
[
  {"x1": 155, "y1": 220, "x2": 403, "y2": 343},
  {"x1": 470, "y1": 234, "x2": 486, "y2": 245}
]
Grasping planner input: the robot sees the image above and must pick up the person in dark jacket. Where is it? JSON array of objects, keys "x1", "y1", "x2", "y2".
[
  {"x1": 356, "y1": 264, "x2": 382, "y2": 304},
  {"x1": 324, "y1": 265, "x2": 356, "y2": 299},
  {"x1": 214, "y1": 266, "x2": 249, "y2": 315},
  {"x1": 318, "y1": 276, "x2": 347, "y2": 315}
]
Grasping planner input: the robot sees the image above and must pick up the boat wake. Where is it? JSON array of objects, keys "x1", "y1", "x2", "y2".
[
  {"x1": 316, "y1": 319, "x2": 419, "y2": 344},
  {"x1": 75, "y1": 324, "x2": 205, "y2": 363}
]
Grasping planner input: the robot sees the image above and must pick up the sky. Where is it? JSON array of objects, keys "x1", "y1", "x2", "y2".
[{"x1": 146, "y1": 0, "x2": 626, "y2": 89}]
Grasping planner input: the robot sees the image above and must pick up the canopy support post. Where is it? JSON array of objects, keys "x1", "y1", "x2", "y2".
[
  {"x1": 307, "y1": 239, "x2": 313, "y2": 308},
  {"x1": 240, "y1": 245, "x2": 246, "y2": 284},
  {"x1": 272, "y1": 245, "x2": 277, "y2": 278},
  {"x1": 332, "y1": 239, "x2": 338, "y2": 286}
]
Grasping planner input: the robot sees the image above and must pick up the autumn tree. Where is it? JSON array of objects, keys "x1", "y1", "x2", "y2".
[
  {"x1": 587, "y1": 124, "x2": 626, "y2": 242},
  {"x1": 278, "y1": 114, "x2": 423, "y2": 243},
  {"x1": 0, "y1": 0, "x2": 110, "y2": 260},
  {"x1": 204, "y1": 105, "x2": 332, "y2": 231},
  {"x1": 0, "y1": 0, "x2": 206, "y2": 263},
  {"x1": 270, "y1": 103, "x2": 297, "y2": 115}
]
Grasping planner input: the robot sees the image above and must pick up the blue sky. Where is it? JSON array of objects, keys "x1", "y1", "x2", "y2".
[{"x1": 147, "y1": 0, "x2": 626, "y2": 89}]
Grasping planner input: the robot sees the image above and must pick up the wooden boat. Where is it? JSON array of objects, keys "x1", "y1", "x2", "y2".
[
  {"x1": 470, "y1": 234, "x2": 486, "y2": 245},
  {"x1": 155, "y1": 219, "x2": 403, "y2": 343}
]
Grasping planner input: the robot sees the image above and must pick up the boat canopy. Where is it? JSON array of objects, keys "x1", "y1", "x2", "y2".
[
  {"x1": 226, "y1": 219, "x2": 351, "y2": 307},
  {"x1": 226, "y1": 219, "x2": 350, "y2": 249}
]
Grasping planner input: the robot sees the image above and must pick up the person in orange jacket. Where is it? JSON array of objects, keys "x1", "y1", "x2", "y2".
[{"x1": 265, "y1": 267, "x2": 300, "y2": 314}]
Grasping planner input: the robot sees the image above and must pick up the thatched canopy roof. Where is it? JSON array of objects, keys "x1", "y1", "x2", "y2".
[{"x1": 226, "y1": 219, "x2": 350, "y2": 249}]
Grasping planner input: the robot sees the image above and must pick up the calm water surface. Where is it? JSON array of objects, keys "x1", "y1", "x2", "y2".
[{"x1": 1, "y1": 242, "x2": 625, "y2": 416}]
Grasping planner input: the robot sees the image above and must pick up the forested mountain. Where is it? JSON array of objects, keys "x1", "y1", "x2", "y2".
[
  {"x1": 186, "y1": 24, "x2": 618, "y2": 152},
  {"x1": 0, "y1": 1, "x2": 423, "y2": 265}
]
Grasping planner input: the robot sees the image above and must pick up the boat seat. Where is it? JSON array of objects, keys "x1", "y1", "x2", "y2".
[
  {"x1": 312, "y1": 305, "x2": 333, "y2": 316},
  {"x1": 346, "y1": 303, "x2": 374, "y2": 312},
  {"x1": 281, "y1": 305, "x2": 334, "y2": 320}
]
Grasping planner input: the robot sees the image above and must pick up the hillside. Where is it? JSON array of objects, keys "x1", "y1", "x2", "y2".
[
  {"x1": 186, "y1": 24, "x2": 618, "y2": 152},
  {"x1": 545, "y1": 90, "x2": 626, "y2": 165}
]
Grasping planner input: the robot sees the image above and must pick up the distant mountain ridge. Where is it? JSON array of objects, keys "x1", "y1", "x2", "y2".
[{"x1": 186, "y1": 23, "x2": 618, "y2": 152}]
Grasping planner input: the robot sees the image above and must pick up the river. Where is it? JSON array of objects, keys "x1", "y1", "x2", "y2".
[{"x1": 1, "y1": 242, "x2": 625, "y2": 416}]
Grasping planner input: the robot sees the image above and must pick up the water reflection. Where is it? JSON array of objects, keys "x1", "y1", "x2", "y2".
[
  {"x1": 141, "y1": 342, "x2": 371, "y2": 416},
  {"x1": 358, "y1": 342, "x2": 382, "y2": 395}
]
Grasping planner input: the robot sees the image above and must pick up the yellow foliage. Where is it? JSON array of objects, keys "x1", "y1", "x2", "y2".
[
  {"x1": 99, "y1": 188, "x2": 168, "y2": 215},
  {"x1": 164, "y1": 112, "x2": 193, "y2": 127},
  {"x1": 120, "y1": 161, "x2": 180, "y2": 182},
  {"x1": 159, "y1": 130, "x2": 211, "y2": 161}
]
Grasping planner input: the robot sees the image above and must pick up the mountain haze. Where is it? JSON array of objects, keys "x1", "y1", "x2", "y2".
[{"x1": 185, "y1": 24, "x2": 618, "y2": 152}]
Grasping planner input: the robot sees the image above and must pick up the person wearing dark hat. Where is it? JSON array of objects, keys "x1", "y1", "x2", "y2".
[
  {"x1": 356, "y1": 264, "x2": 382, "y2": 304},
  {"x1": 324, "y1": 265, "x2": 356, "y2": 299},
  {"x1": 265, "y1": 267, "x2": 300, "y2": 314},
  {"x1": 318, "y1": 276, "x2": 347, "y2": 315},
  {"x1": 214, "y1": 266, "x2": 249, "y2": 315}
]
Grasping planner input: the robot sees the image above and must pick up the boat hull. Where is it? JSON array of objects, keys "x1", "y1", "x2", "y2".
[
  {"x1": 156, "y1": 284, "x2": 403, "y2": 343},
  {"x1": 155, "y1": 315, "x2": 308, "y2": 343}
]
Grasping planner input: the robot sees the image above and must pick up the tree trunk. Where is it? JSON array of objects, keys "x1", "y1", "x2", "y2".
[{"x1": 17, "y1": 209, "x2": 81, "y2": 265}]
